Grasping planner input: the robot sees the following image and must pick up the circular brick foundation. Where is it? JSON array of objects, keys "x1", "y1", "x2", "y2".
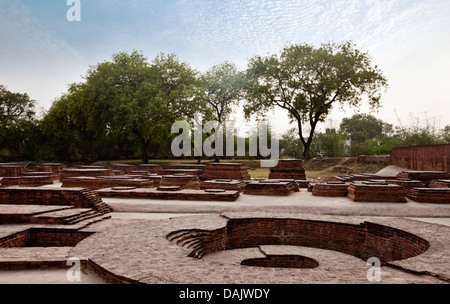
[{"x1": 168, "y1": 217, "x2": 430, "y2": 265}]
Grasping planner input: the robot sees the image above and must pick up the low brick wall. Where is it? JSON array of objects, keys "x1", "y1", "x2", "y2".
[
  {"x1": 0, "y1": 228, "x2": 94, "y2": 248},
  {"x1": 391, "y1": 144, "x2": 450, "y2": 172},
  {"x1": 0, "y1": 187, "x2": 111, "y2": 214}
]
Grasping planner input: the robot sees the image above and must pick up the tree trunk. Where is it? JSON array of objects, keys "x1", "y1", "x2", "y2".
[
  {"x1": 141, "y1": 139, "x2": 149, "y2": 164},
  {"x1": 303, "y1": 142, "x2": 313, "y2": 161},
  {"x1": 88, "y1": 139, "x2": 97, "y2": 163}
]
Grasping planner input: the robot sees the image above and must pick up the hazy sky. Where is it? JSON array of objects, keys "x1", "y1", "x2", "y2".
[{"x1": 1, "y1": 0, "x2": 449, "y2": 134}]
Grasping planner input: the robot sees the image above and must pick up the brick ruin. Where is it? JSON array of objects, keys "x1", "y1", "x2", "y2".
[
  {"x1": 0, "y1": 187, "x2": 111, "y2": 253},
  {"x1": 167, "y1": 216, "x2": 430, "y2": 265},
  {"x1": 95, "y1": 187, "x2": 240, "y2": 202},
  {"x1": 269, "y1": 159, "x2": 306, "y2": 180},
  {"x1": 390, "y1": 144, "x2": 449, "y2": 173},
  {"x1": 244, "y1": 180, "x2": 298, "y2": 196},
  {"x1": 159, "y1": 174, "x2": 201, "y2": 190},
  {"x1": 200, "y1": 179, "x2": 247, "y2": 191},
  {"x1": 202, "y1": 163, "x2": 251, "y2": 180}
]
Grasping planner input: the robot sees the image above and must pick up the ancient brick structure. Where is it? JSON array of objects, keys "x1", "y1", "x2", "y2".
[
  {"x1": 0, "y1": 165, "x2": 27, "y2": 177},
  {"x1": 61, "y1": 176, "x2": 155, "y2": 190},
  {"x1": 384, "y1": 179, "x2": 425, "y2": 189},
  {"x1": 244, "y1": 180, "x2": 298, "y2": 196},
  {"x1": 158, "y1": 168, "x2": 203, "y2": 177},
  {"x1": 96, "y1": 187, "x2": 240, "y2": 202},
  {"x1": 167, "y1": 216, "x2": 430, "y2": 263},
  {"x1": 390, "y1": 144, "x2": 450, "y2": 172},
  {"x1": 0, "y1": 187, "x2": 111, "y2": 214},
  {"x1": 0, "y1": 176, "x2": 54, "y2": 188},
  {"x1": 138, "y1": 164, "x2": 161, "y2": 174},
  {"x1": 200, "y1": 180, "x2": 247, "y2": 191},
  {"x1": 407, "y1": 188, "x2": 450, "y2": 204},
  {"x1": 347, "y1": 182, "x2": 407, "y2": 203},
  {"x1": 159, "y1": 174, "x2": 200, "y2": 190},
  {"x1": 396, "y1": 171, "x2": 449, "y2": 187},
  {"x1": 0, "y1": 228, "x2": 94, "y2": 248},
  {"x1": 312, "y1": 182, "x2": 350, "y2": 197},
  {"x1": 202, "y1": 163, "x2": 251, "y2": 181},
  {"x1": 429, "y1": 180, "x2": 450, "y2": 188},
  {"x1": 269, "y1": 159, "x2": 306, "y2": 180},
  {"x1": 34, "y1": 163, "x2": 66, "y2": 173},
  {"x1": 60, "y1": 168, "x2": 115, "y2": 180}
]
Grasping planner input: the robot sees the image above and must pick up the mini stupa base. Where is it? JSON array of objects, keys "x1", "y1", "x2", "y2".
[
  {"x1": 347, "y1": 182, "x2": 407, "y2": 203},
  {"x1": 159, "y1": 174, "x2": 200, "y2": 190},
  {"x1": 200, "y1": 179, "x2": 247, "y2": 191},
  {"x1": 61, "y1": 168, "x2": 114, "y2": 179},
  {"x1": 397, "y1": 171, "x2": 449, "y2": 187},
  {"x1": 384, "y1": 179, "x2": 425, "y2": 190},
  {"x1": 202, "y1": 163, "x2": 251, "y2": 181},
  {"x1": 312, "y1": 182, "x2": 350, "y2": 197},
  {"x1": 268, "y1": 159, "x2": 306, "y2": 180},
  {"x1": 407, "y1": 188, "x2": 450, "y2": 204},
  {"x1": 244, "y1": 180, "x2": 297, "y2": 196}
]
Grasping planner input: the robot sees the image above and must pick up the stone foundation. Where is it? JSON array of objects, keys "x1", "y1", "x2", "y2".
[
  {"x1": 0, "y1": 176, "x2": 54, "y2": 188},
  {"x1": 244, "y1": 180, "x2": 297, "y2": 196},
  {"x1": 397, "y1": 171, "x2": 449, "y2": 187},
  {"x1": 269, "y1": 159, "x2": 306, "y2": 180},
  {"x1": 159, "y1": 175, "x2": 200, "y2": 190},
  {"x1": 0, "y1": 187, "x2": 111, "y2": 214},
  {"x1": 347, "y1": 182, "x2": 407, "y2": 203},
  {"x1": 312, "y1": 182, "x2": 350, "y2": 197},
  {"x1": 200, "y1": 180, "x2": 247, "y2": 191},
  {"x1": 202, "y1": 163, "x2": 251, "y2": 180},
  {"x1": 429, "y1": 180, "x2": 450, "y2": 188},
  {"x1": 61, "y1": 176, "x2": 155, "y2": 190},
  {"x1": 61, "y1": 168, "x2": 114, "y2": 179},
  {"x1": 407, "y1": 188, "x2": 450, "y2": 204},
  {"x1": 96, "y1": 187, "x2": 240, "y2": 202}
]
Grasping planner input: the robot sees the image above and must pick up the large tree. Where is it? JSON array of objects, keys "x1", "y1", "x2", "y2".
[
  {"x1": 340, "y1": 113, "x2": 393, "y2": 142},
  {"x1": 0, "y1": 85, "x2": 37, "y2": 160},
  {"x1": 198, "y1": 61, "x2": 245, "y2": 161},
  {"x1": 244, "y1": 41, "x2": 388, "y2": 160}
]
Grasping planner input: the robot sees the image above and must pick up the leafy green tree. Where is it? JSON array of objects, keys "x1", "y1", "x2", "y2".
[
  {"x1": 0, "y1": 85, "x2": 37, "y2": 160},
  {"x1": 340, "y1": 114, "x2": 391, "y2": 142},
  {"x1": 244, "y1": 41, "x2": 388, "y2": 160},
  {"x1": 311, "y1": 129, "x2": 347, "y2": 157},
  {"x1": 198, "y1": 61, "x2": 245, "y2": 161}
]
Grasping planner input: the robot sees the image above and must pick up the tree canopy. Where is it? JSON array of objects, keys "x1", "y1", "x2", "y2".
[{"x1": 244, "y1": 41, "x2": 388, "y2": 160}]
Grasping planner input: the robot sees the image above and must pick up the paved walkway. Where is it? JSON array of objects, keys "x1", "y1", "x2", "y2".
[{"x1": 104, "y1": 190, "x2": 450, "y2": 218}]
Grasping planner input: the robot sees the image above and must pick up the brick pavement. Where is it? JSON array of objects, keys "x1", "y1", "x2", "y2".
[{"x1": 69, "y1": 213, "x2": 450, "y2": 284}]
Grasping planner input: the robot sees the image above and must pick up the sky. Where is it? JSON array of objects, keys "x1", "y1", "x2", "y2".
[{"x1": 1, "y1": 0, "x2": 450, "y2": 136}]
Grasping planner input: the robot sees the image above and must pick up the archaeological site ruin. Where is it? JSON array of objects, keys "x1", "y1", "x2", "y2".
[{"x1": 0, "y1": 144, "x2": 450, "y2": 285}]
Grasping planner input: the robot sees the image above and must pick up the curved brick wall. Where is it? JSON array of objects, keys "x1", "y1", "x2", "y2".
[{"x1": 168, "y1": 218, "x2": 430, "y2": 265}]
